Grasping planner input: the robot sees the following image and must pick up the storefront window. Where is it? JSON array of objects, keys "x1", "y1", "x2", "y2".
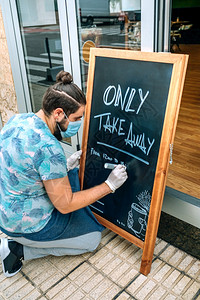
[
  {"x1": 16, "y1": 0, "x2": 72, "y2": 145},
  {"x1": 75, "y1": 0, "x2": 141, "y2": 91},
  {"x1": 16, "y1": 0, "x2": 64, "y2": 112}
]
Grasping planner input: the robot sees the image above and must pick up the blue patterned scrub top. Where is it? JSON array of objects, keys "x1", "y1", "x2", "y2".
[{"x1": 0, "y1": 113, "x2": 67, "y2": 233}]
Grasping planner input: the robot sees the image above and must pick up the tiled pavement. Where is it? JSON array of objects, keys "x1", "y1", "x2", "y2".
[{"x1": 0, "y1": 228, "x2": 199, "y2": 300}]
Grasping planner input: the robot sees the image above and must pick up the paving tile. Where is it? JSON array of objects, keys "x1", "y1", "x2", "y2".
[
  {"x1": 106, "y1": 235, "x2": 124, "y2": 250},
  {"x1": 46, "y1": 278, "x2": 71, "y2": 298},
  {"x1": 182, "y1": 281, "x2": 200, "y2": 299},
  {"x1": 187, "y1": 260, "x2": 200, "y2": 279},
  {"x1": 39, "y1": 272, "x2": 64, "y2": 293},
  {"x1": 112, "y1": 239, "x2": 131, "y2": 255},
  {"x1": 155, "y1": 237, "x2": 161, "y2": 245},
  {"x1": 47, "y1": 255, "x2": 64, "y2": 265},
  {"x1": 81, "y1": 273, "x2": 104, "y2": 293},
  {"x1": 115, "y1": 292, "x2": 132, "y2": 300},
  {"x1": 22, "y1": 260, "x2": 39, "y2": 274},
  {"x1": 126, "y1": 249, "x2": 143, "y2": 265},
  {"x1": 109, "y1": 262, "x2": 130, "y2": 282},
  {"x1": 197, "y1": 273, "x2": 200, "y2": 283},
  {"x1": 172, "y1": 275, "x2": 191, "y2": 295},
  {"x1": 119, "y1": 243, "x2": 139, "y2": 260},
  {"x1": 150, "y1": 258, "x2": 163, "y2": 274},
  {"x1": 163, "y1": 294, "x2": 177, "y2": 300},
  {"x1": 101, "y1": 228, "x2": 110, "y2": 237},
  {"x1": 0, "y1": 272, "x2": 23, "y2": 291},
  {"x1": 100, "y1": 229, "x2": 116, "y2": 245},
  {"x1": 81, "y1": 252, "x2": 92, "y2": 260},
  {"x1": 126, "y1": 274, "x2": 147, "y2": 295},
  {"x1": 51, "y1": 281, "x2": 77, "y2": 300},
  {"x1": 22, "y1": 257, "x2": 49, "y2": 275},
  {"x1": 0, "y1": 272, "x2": 6, "y2": 283},
  {"x1": 88, "y1": 277, "x2": 114, "y2": 299},
  {"x1": 133, "y1": 260, "x2": 143, "y2": 272},
  {"x1": 154, "y1": 239, "x2": 168, "y2": 255},
  {"x1": 68, "y1": 262, "x2": 89, "y2": 281},
  {"x1": 8, "y1": 283, "x2": 34, "y2": 300},
  {"x1": 177, "y1": 255, "x2": 194, "y2": 272},
  {"x1": 27, "y1": 263, "x2": 58, "y2": 284},
  {"x1": 159, "y1": 245, "x2": 176, "y2": 262},
  {"x1": 2, "y1": 277, "x2": 29, "y2": 298},
  {"x1": 168, "y1": 250, "x2": 185, "y2": 267},
  {"x1": 152, "y1": 264, "x2": 172, "y2": 282},
  {"x1": 94, "y1": 252, "x2": 115, "y2": 269},
  {"x1": 162, "y1": 269, "x2": 181, "y2": 289},
  {"x1": 88, "y1": 248, "x2": 108, "y2": 264},
  {"x1": 135, "y1": 279, "x2": 156, "y2": 300},
  {"x1": 66, "y1": 290, "x2": 85, "y2": 300},
  {"x1": 72, "y1": 265, "x2": 97, "y2": 287},
  {"x1": 51, "y1": 255, "x2": 85, "y2": 275},
  {"x1": 22, "y1": 289, "x2": 42, "y2": 300},
  {"x1": 117, "y1": 268, "x2": 138, "y2": 287},
  {"x1": 147, "y1": 286, "x2": 167, "y2": 300},
  {"x1": 101, "y1": 257, "x2": 122, "y2": 275},
  {"x1": 101, "y1": 284, "x2": 121, "y2": 299}
]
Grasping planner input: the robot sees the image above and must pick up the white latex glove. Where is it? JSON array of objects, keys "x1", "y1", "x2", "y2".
[
  {"x1": 105, "y1": 164, "x2": 128, "y2": 193},
  {"x1": 67, "y1": 150, "x2": 82, "y2": 171}
]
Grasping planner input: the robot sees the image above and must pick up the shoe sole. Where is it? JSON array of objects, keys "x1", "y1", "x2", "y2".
[{"x1": 0, "y1": 238, "x2": 22, "y2": 277}]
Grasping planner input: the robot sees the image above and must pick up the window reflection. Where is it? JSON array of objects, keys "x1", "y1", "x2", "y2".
[
  {"x1": 16, "y1": 0, "x2": 64, "y2": 112},
  {"x1": 76, "y1": 0, "x2": 141, "y2": 92},
  {"x1": 16, "y1": 0, "x2": 71, "y2": 145}
]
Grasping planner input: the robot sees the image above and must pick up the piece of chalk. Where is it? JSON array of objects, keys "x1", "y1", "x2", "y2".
[{"x1": 104, "y1": 163, "x2": 117, "y2": 169}]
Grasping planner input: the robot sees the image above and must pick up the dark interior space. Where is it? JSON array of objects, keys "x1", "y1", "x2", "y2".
[{"x1": 171, "y1": 7, "x2": 200, "y2": 44}]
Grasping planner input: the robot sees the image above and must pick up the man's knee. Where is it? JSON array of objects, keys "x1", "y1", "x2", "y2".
[{"x1": 87, "y1": 231, "x2": 102, "y2": 252}]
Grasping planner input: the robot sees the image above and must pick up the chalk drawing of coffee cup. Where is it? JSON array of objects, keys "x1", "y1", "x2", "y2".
[
  {"x1": 127, "y1": 203, "x2": 147, "y2": 237},
  {"x1": 138, "y1": 217, "x2": 147, "y2": 237}
]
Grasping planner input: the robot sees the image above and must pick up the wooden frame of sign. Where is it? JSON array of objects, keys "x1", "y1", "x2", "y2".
[{"x1": 79, "y1": 48, "x2": 188, "y2": 276}]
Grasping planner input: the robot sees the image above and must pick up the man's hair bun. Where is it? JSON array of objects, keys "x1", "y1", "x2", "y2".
[{"x1": 56, "y1": 70, "x2": 73, "y2": 84}]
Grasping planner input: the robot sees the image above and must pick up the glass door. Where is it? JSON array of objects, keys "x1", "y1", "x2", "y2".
[
  {"x1": 68, "y1": 0, "x2": 156, "y2": 93},
  {"x1": 63, "y1": 0, "x2": 156, "y2": 147},
  {"x1": 4, "y1": 0, "x2": 156, "y2": 154},
  {"x1": 16, "y1": 0, "x2": 64, "y2": 112},
  {"x1": 11, "y1": 0, "x2": 79, "y2": 155}
]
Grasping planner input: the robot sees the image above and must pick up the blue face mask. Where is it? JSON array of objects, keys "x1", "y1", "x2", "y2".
[
  {"x1": 57, "y1": 112, "x2": 82, "y2": 138},
  {"x1": 61, "y1": 119, "x2": 82, "y2": 138}
]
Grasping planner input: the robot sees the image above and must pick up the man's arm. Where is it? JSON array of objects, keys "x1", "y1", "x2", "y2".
[
  {"x1": 43, "y1": 165, "x2": 127, "y2": 214},
  {"x1": 43, "y1": 175, "x2": 111, "y2": 214}
]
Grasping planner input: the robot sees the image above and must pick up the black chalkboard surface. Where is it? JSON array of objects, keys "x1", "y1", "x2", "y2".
[
  {"x1": 83, "y1": 56, "x2": 173, "y2": 241},
  {"x1": 80, "y1": 48, "x2": 188, "y2": 275}
]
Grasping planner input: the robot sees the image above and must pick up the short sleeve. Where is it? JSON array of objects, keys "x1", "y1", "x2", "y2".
[{"x1": 34, "y1": 143, "x2": 68, "y2": 181}]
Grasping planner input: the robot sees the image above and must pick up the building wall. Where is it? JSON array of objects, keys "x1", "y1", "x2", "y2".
[{"x1": 0, "y1": 5, "x2": 18, "y2": 127}]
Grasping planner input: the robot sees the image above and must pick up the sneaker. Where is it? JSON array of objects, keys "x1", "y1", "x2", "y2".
[{"x1": 0, "y1": 238, "x2": 23, "y2": 277}]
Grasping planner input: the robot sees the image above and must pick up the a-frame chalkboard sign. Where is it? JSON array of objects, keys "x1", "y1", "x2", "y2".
[{"x1": 79, "y1": 48, "x2": 188, "y2": 275}]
